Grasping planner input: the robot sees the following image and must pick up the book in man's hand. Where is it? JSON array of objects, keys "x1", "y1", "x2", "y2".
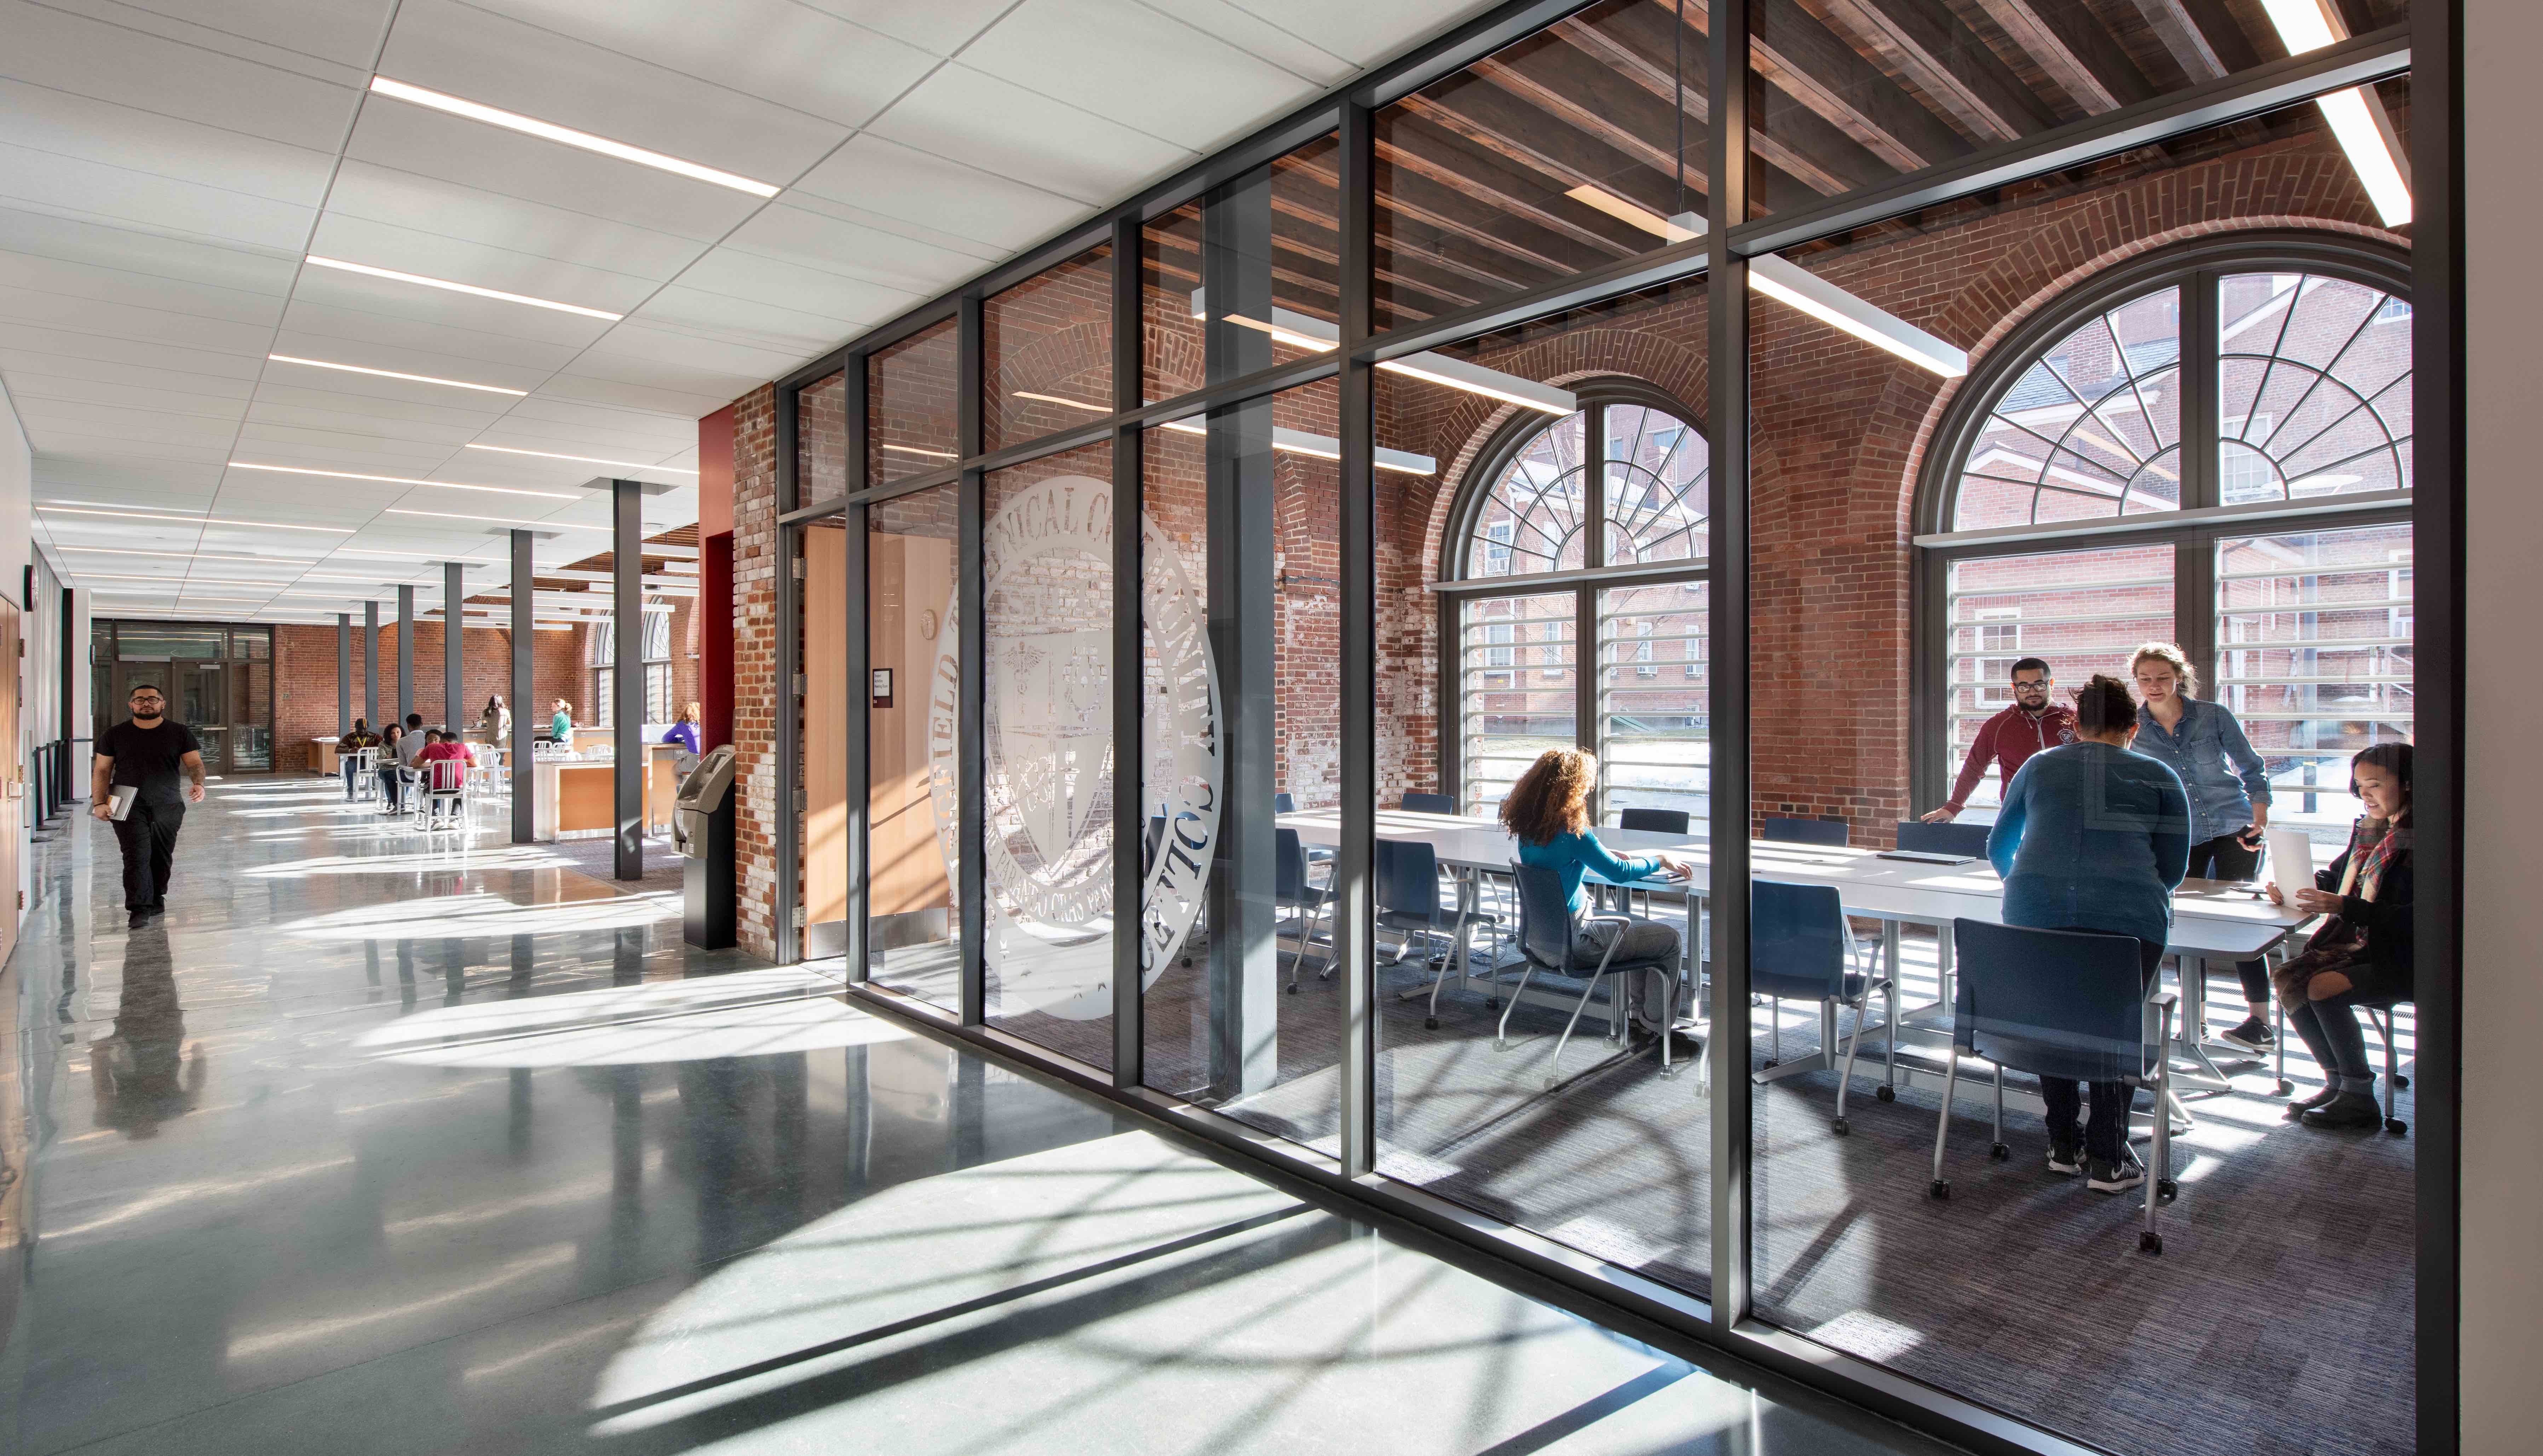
[{"x1": 107, "y1": 785, "x2": 137, "y2": 822}]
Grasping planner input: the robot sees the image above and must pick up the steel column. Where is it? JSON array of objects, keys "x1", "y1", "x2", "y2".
[
  {"x1": 1110, "y1": 212, "x2": 1145, "y2": 1083},
  {"x1": 443, "y1": 560, "x2": 464, "y2": 733},
  {"x1": 845, "y1": 358, "x2": 873, "y2": 984},
  {"x1": 397, "y1": 584, "x2": 414, "y2": 726},
  {"x1": 364, "y1": 599, "x2": 379, "y2": 727},
  {"x1": 957, "y1": 292, "x2": 985, "y2": 1026},
  {"x1": 613, "y1": 479, "x2": 644, "y2": 881},
  {"x1": 336, "y1": 613, "x2": 350, "y2": 737},
  {"x1": 1335, "y1": 95, "x2": 1377, "y2": 1178},
  {"x1": 511, "y1": 529, "x2": 534, "y2": 845}
]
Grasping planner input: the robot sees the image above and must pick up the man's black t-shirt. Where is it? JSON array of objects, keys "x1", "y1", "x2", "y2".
[{"x1": 99, "y1": 719, "x2": 202, "y2": 805}]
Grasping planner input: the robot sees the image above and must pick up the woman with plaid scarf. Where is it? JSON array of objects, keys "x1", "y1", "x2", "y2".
[{"x1": 2266, "y1": 743, "x2": 2414, "y2": 1130}]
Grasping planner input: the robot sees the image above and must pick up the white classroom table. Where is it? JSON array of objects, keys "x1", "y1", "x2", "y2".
[{"x1": 1277, "y1": 808, "x2": 2313, "y2": 1106}]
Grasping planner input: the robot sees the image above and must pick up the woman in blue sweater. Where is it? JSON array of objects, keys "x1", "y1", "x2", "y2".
[
  {"x1": 1501, "y1": 749, "x2": 1692, "y2": 1028},
  {"x1": 1987, "y1": 674, "x2": 2191, "y2": 1193}
]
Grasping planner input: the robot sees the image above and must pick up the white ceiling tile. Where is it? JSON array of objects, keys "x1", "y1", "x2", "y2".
[
  {"x1": 1215, "y1": 0, "x2": 1495, "y2": 66},
  {"x1": 0, "y1": 77, "x2": 340, "y2": 208},
  {"x1": 629, "y1": 287, "x2": 862, "y2": 358},
  {"x1": 21, "y1": 425, "x2": 235, "y2": 463},
  {"x1": 1138, "y1": 0, "x2": 1356, "y2": 85},
  {"x1": 468, "y1": 0, "x2": 939, "y2": 130},
  {"x1": 0, "y1": 144, "x2": 319, "y2": 253},
  {"x1": 961, "y1": 0, "x2": 1320, "y2": 153},
  {"x1": 788, "y1": 134, "x2": 1086, "y2": 253},
  {"x1": 0, "y1": 282, "x2": 277, "y2": 355},
  {"x1": 718, "y1": 204, "x2": 984, "y2": 297},
  {"x1": 0, "y1": 207, "x2": 299, "y2": 296},
  {"x1": 0, "y1": 349, "x2": 261, "y2": 400},
  {"x1": 323, "y1": 161, "x2": 707, "y2": 280},
  {"x1": 341, "y1": 104, "x2": 761, "y2": 244},
  {"x1": 0, "y1": 249, "x2": 288, "y2": 329},
  {"x1": 231, "y1": 422, "x2": 474, "y2": 463},
  {"x1": 791, "y1": 0, "x2": 1015, "y2": 57},
  {"x1": 300, "y1": 215, "x2": 658, "y2": 317},
  {"x1": 72, "y1": 0, "x2": 398, "y2": 71},
  {"x1": 247, "y1": 381, "x2": 507, "y2": 431},
  {"x1": 534, "y1": 372, "x2": 730, "y2": 419},
  {"x1": 275, "y1": 300, "x2": 582, "y2": 373},
  {"x1": 376, "y1": 0, "x2": 849, "y2": 185},
  {"x1": 0, "y1": 323, "x2": 267, "y2": 380},
  {"x1": 0, "y1": 0, "x2": 363, "y2": 149},
  {"x1": 864, "y1": 63, "x2": 1192, "y2": 205},
  {"x1": 10, "y1": 374, "x2": 248, "y2": 419},
  {"x1": 658, "y1": 248, "x2": 918, "y2": 323}
]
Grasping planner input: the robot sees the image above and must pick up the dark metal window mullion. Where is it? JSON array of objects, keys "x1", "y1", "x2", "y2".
[
  {"x1": 1705, "y1": 0, "x2": 1751, "y2": 1329},
  {"x1": 1580, "y1": 402, "x2": 1605, "y2": 819},
  {"x1": 1336, "y1": 94, "x2": 1378, "y2": 1178},
  {"x1": 957, "y1": 292, "x2": 987, "y2": 1027},
  {"x1": 773, "y1": 387, "x2": 801, "y2": 964},
  {"x1": 1110, "y1": 214, "x2": 1145, "y2": 1087},
  {"x1": 844, "y1": 355, "x2": 871, "y2": 984}
]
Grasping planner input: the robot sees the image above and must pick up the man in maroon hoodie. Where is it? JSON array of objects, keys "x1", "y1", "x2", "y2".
[{"x1": 1923, "y1": 657, "x2": 2077, "y2": 822}]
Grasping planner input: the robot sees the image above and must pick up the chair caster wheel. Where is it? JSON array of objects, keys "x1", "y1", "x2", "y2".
[
  {"x1": 1286, "y1": 983, "x2": 1299, "y2": 995},
  {"x1": 1762, "y1": 1058, "x2": 1779, "y2": 1071},
  {"x1": 1831, "y1": 1118, "x2": 1849, "y2": 1136},
  {"x1": 2386, "y1": 1118, "x2": 2408, "y2": 1135},
  {"x1": 1989, "y1": 1142, "x2": 2009, "y2": 1161},
  {"x1": 2139, "y1": 1231, "x2": 2163, "y2": 1255},
  {"x1": 2274, "y1": 1079, "x2": 2294, "y2": 1096},
  {"x1": 1928, "y1": 1179, "x2": 1950, "y2": 1200},
  {"x1": 1181, "y1": 957, "x2": 1192, "y2": 968},
  {"x1": 2157, "y1": 1179, "x2": 2179, "y2": 1203},
  {"x1": 1875, "y1": 1085, "x2": 1895, "y2": 1103},
  {"x1": 2394, "y1": 1074, "x2": 2410, "y2": 1090},
  {"x1": 1423, "y1": 1017, "x2": 1439, "y2": 1030},
  {"x1": 1486, "y1": 998, "x2": 1501, "y2": 1010}
]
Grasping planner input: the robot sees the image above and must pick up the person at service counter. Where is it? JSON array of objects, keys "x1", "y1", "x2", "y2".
[{"x1": 91, "y1": 683, "x2": 207, "y2": 928}]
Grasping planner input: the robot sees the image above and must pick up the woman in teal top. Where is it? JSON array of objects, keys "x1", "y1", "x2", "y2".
[
  {"x1": 1502, "y1": 749, "x2": 1692, "y2": 1028},
  {"x1": 550, "y1": 699, "x2": 573, "y2": 747}
]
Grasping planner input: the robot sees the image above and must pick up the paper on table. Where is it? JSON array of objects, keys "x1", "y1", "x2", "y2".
[{"x1": 2264, "y1": 826, "x2": 2315, "y2": 892}]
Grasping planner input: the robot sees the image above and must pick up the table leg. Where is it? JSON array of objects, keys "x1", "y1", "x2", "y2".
[{"x1": 2165, "y1": 955, "x2": 2236, "y2": 1094}]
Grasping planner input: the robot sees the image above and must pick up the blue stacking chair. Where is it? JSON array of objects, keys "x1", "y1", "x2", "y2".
[
  {"x1": 1275, "y1": 792, "x2": 1332, "y2": 865},
  {"x1": 1762, "y1": 816, "x2": 1848, "y2": 847},
  {"x1": 2272, "y1": 992, "x2": 2414, "y2": 1135},
  {"x1": 1275, "y1": 828, "x2": 1330, "y2": 992},
  {"x1": 1617, "y1": 807, "x2": 1691, "y2": 834},
  {"x1": 1894, "y1": 820, "x2": 1991, "y2": 858},
  {"x1": 1751, "y1": 880, "x2": 1894, "y2": 1133},
  {"x1": 1399, "y1": 792, "x2": 1455, "y2": 814},
  {"x1": 1374, "y1": 839, "x2": 1500, "y2": 1028},
  {"x1": 1937, "y1": 919, "x2": 2179, "y2": 1253},
  {"x1": 1501, "y1": 861, "x2": 1686, "y2": 1086}
]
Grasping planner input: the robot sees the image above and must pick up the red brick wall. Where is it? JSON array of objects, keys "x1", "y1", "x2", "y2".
[
  {"x1": 271, "y1": 620, "x2": 578, "y2": 771},
  {"x1": 731, "y1": 383, "x2": 782, "y2": 958}
]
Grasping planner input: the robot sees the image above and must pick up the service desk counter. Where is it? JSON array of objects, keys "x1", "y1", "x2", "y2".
[
  {"x1": 308, "y1": 739, "x2": 341, "y2": 775},
  {"x1": 529, "y1": 742, "x2": 683, "y2": 842}
]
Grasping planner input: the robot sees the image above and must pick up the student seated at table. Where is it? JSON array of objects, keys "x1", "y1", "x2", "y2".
[
  {"x1": 2267, "y1": 743, "x2": 2413, "y2": 1131},
  {"x1": 335, "y1": 719, "x2": 382, "y2": 802},
  {"x1": 415, "y1": 731, "x2": 471, "y2": 824},
  {"x1": 1987, "y1": 674, "x2": 2190, "y2": 1194},
  {"x1": 1501, "y1": 749, "x2": 1693, "y2": 1032}
]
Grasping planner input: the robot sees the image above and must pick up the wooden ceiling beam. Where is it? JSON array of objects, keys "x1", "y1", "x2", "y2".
[
  {"x1": 1811, "y1": 0, "x2": 2059, "y2": 143},
  {"x1": 1969, "y1": 0, "x2": 2157, "y2": 114},
  {"x1": 1734, "y1": 0, "x2": 1966, "y2": 174}
]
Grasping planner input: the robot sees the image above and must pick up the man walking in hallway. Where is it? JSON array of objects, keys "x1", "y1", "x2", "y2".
[{"x1": 92, "y1": 683, "x2": 206, "y2": 927}]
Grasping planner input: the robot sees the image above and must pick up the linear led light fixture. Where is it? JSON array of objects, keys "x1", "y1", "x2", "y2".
[
  {"x1": 1153, "y1": 417, "x2": 1435, "y2": 475},
  {"x1": 387, "y1": 508, "x2": 611, "y2": 531},
  {"x1": 1560, "y1": 199, "x2": 1968, "y2": 377},
  {"x1": 42, "y1": 505, "x2": 355, "y2": 533},
  {"x1": 229, "y1": 462, "x2": 578, "y2": 499},
  {"x1": 304, "y1": 256, "x2": 622, "y2": 319},
  {"x1": 1189, "y1": 293, "x2": 1575, "y2": 414},
  {"x1": 464, "y1": 443, "x2": 698, "y2": 473},
  {"x1": 57, "y1": 547, "x2": 322, "y2": 562},
  {"x1": 74, "y1": 572, "x2": 297, "y2": 585},
  {"x1": 269, "y1": 354, "x2": 527, "y2": 395},
  {"x1": 368, "y1": 77, "x2": 781, "y2": 197},
  {"x1": 329, "y1": 547, "x2": 501, "y2": 562},
  {"x1": 2257, "y1": 0, "x2": 2410, "y2": 225},
  {"x1": 880, "y1": 444, "x2": 958, "y2": 460}
]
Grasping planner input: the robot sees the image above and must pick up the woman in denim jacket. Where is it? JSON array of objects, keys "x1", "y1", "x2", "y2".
[{"x1": 2129, "y1": 641, "x2": 2276, "y2": 1053}]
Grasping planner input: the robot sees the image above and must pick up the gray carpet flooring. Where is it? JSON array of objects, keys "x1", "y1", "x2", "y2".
[{"x1": 868, "y1": 916, "x2": 2414, "y2": 1456}]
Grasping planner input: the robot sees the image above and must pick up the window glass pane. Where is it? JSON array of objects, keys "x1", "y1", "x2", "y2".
[
  {"x1": 1143, "y1": 134, "x2": 1339, "y2": 406},
  {"x1": 1747, "y1": 1, "x2": 2413, "y2": 219},
  {"x1": 869, "y1": 318, "x2": 957, "y2": 486},
  {"x1": 592, "y1": 667, "x2": 613, "y2": 728},
  {"x1": 1603, "y1": 404, "x2": 1707, "y2": 566},
  {"x1": 112, "y1": 626, "x2": 224, "y2": 660},
  {"x1": 803, "y1": 518, "x2": 849, "y2": 960},
  {"x1": 1456, "y1": 592, "x2": 1575, "y2": 815},
  {"x1": 2215, "y1": 522, "x2": 2412, "y2": 839},
  {"x1": 868, "y1": 482, "x2": 961, "y2": 1010},
  {"x1": 1944, "y1": 545, "x2": 2176, "y2": 815},
  {"x1": 1374, "y1": 0, "x2": 1706, "y2": 334},
  {"x1": 797, "y1": 369, "x2": 847, "y2": 508},
  {"x1": 983, "y1": 247, "x2": 1112, "y2": 454},
  {"x1": 1598, "y1": 581, "x2": 1707, "y2": 826},
  {"x1": 1140, "y1": 382, "x2": 1342, "y2": 1148},
  {"x1": 2218, "y1": 271, "x2": 2412, "y2": 503},
  {"x1": 982, "y1": 441, "x2": 1115, "y2": 1068},
  {"x1": 1466, "y1": 412, "x2": 1587, "y2": 578},
  {"x1": 1955, "y1": 287, "x2": 2183, "y2": 529}
]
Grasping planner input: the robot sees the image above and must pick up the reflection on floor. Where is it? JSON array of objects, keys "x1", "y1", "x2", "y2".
[{"x1": 1, "y1": 779, "x2": 1953, "y2": 1456}]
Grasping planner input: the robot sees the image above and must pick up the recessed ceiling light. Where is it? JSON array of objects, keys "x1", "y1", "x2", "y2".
[
  {"x1": 329, "y1": 548, "x2": 501, "y2": 562},
  {"x1": 368, "y1": 77, "x2": 782, "y2": 198},
  {"x1": 228, "y1": 462, "x2": 577, "y2": 499},
  {"x1": 303, "y1": 257, "x2": 623, "y2": 320},
  {"x1": 2256, "y1": 0, "x2": 2410, "y2": 226},
  {"x1": 387, "y1": 508, "x2": 610, "y2": 531},
  {"x1": 74, "y1": 572, "x2": 297, "y2": 585},
  {"x1": 42, "y1": 506, "x2": 354, "y2": 533},
  {"x1": 58, "y1": 547, "x2": 322, "y2": 562},
  {"x1": 268, "y1": 354, "x2": 527, "y2": 396},
  {"x1": 463, "y1": 444, "x2": 698, "y2": 473}
]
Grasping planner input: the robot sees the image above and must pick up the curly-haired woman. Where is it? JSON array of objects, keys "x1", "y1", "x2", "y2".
[{"x1": 1501, "y1": 748, "x2": 1692, "y2": 1028}]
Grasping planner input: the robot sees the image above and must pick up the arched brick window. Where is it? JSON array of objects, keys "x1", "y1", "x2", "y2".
[
  {"x1": 1443, "y1": 382, "x2": 1709, "y2": 822},
  {"x1": 1917, "y1": 235, "x2": 2412, "y2": 831}
]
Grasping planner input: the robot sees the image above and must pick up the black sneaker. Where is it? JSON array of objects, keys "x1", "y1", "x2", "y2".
[
  {"x1": 2046, "y1": 1139, "x2": 2082, "y2": 1176},
  {"x1": 2216, "y1": 1015, "x2": 2273, "y2": 1053},
  {"x1": 2284, "y1": 1085, "x2": 2338, "y2": 1118},
  {"x1": 2300, "y1": 1091, "x2": 2383, "y2": 1130},
  {"x1": 2087, "y1": 1156, "x2": 2145, "y2": 1194}
]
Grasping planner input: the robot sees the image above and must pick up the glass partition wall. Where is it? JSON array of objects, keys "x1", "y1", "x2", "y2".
[{"x1": 776, "y1": 7, "x2": 2443, "y2": 1453}]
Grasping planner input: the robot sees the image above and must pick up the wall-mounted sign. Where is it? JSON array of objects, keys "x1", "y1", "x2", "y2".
[{"x1": 870, "y1": 668, "x2": 893, "y2": 708}]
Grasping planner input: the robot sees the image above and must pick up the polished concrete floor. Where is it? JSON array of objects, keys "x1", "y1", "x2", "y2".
[{"x1": 0, "y1": 779, "x2": 1959, "y2": 1456}]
